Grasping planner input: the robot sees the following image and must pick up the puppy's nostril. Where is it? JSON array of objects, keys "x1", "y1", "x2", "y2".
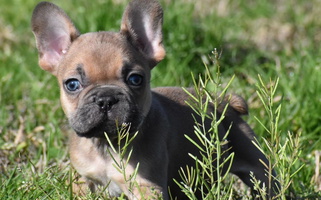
[
  {"x1": 97, "y1": 98, "x2": 105, "y2": 109},
  {"x1": 92, "y1": 96, "x2": 97, "y2": 103}
]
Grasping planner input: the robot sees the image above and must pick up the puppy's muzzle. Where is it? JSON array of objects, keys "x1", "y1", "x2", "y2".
[{"x1": 69, "y1": 85, "x2": 142, "y2": 138}]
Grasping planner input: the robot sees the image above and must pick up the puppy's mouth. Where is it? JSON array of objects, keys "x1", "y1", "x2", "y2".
[{"x1": 68, "y1": 86, "x2": 143, "y2": 138}]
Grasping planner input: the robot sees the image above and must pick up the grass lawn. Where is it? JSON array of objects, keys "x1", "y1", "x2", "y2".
[{"x1": 1, "y1": 0, "x2": 320, "y2": 199}]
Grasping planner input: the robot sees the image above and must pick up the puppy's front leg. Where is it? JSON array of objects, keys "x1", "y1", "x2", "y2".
[
  {"x1": 104, "y1": 149, "x2": 168, "y2": 200},
  {"x1": 126, "y1": 181, "x2": 166, "y2": 200}
]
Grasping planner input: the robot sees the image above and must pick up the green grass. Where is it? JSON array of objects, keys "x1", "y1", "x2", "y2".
[{"x1": 1, "y1": 0, "x2": 321, "y2": 199}]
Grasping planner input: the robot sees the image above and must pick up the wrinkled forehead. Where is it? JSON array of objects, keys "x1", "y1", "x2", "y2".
[{"x1": 57, "y1": 32, "x2": 133, "y2": 82}]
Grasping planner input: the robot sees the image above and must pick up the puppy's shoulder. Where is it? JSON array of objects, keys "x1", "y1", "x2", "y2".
[
  {"x1": 152, "y1": 87, "x2": 191, "y2": 105},
  {"x1": 151, "y1": 87, "x2": 249, "y2": 116}
]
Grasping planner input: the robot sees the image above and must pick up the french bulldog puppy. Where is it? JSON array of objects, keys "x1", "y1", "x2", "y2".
[{"x1": 31, "y1": 0, "x2": 278, "y2": 199}]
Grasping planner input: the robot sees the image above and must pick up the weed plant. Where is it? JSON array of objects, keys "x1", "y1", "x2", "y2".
[{"x1": 176, "y1": 49, "x2": 236, "y2": 200}]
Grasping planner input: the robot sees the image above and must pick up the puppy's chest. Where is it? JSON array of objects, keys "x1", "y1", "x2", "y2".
[
  {"x1": 70, "y1": 138, "x2": 125, "y2": 194},
  {"x1": 73, "y1": 149, "x2": 109, "y2": 184}
]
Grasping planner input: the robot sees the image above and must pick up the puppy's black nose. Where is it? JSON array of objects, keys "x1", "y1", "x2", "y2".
[{"x1": 96, "y1": 96, "x2": 119, "y2": 112}]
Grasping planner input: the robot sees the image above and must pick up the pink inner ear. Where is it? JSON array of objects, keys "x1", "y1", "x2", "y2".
[
  {"x1": 39, "y1": 33, "x2": 70, "y2": 73},
  {"x1": 47, "y1": 33, "x2": 70, "y2": 56},
  {"x1": 41, "y1": 50, "x2": 62, "y2": 68},
  {"x1": 138, "y1": 15, "x2": 165, "y2": 63}
]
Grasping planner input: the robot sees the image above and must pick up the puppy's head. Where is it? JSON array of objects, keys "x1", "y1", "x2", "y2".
[{"x1": 31, "y1": 0, "x2": 165, "y2": 138}]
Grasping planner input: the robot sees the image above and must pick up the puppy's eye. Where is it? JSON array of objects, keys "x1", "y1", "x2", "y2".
[
  {"x1": 127, "y1": 74, "x2": 144, "y2": 87},
  {"x1": 65, "y1": 79, "x2": 82, "y2": 92}
]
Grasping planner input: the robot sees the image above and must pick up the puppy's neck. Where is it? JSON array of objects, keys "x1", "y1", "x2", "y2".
[
  {"x1": 90, "y1": 137, "x2": 110, "y2": 157},
  {"x1": 90, "y1": 133, "x2": 137, "y2": 158}
]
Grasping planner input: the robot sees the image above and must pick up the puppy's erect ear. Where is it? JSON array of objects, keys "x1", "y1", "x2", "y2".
[
  {"x1": 31, "y1": 2, "x2": 79, "y2": 75},
  {"x1": 121, "y1": 0, "x2": 165, "y2": 68}
]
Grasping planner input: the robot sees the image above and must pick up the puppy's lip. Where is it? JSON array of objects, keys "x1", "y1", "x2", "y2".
[
  {"x1": 73, "y1": 125, "x2": 122, "y2": 140},
  {"x1": 70, "y1": 113, "x2": 124, "y2": 139},
  {"x1": 75, "y1": 131, "x2": 95, "y2": 138},
  {"x1": 73, "y1": 126, "x2": 115, "y2": 138}
]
